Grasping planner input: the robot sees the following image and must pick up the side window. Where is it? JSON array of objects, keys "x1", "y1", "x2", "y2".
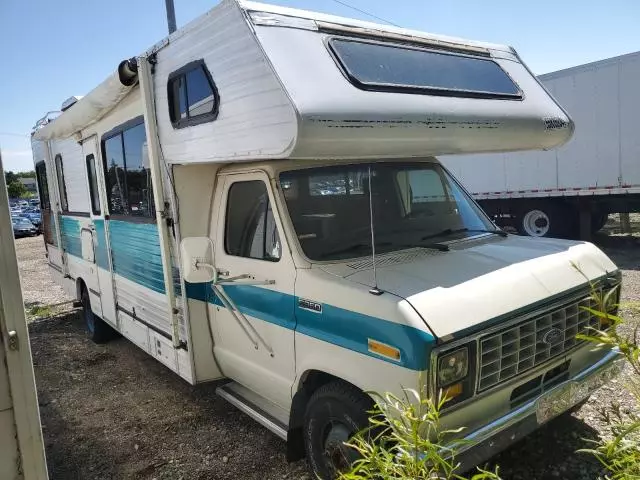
[
  {"x1": 122, "y1": 123, "x2": 154, "y2": 217},
  {"x1": 225, "y1": 181, "x2": 281, "y2": 262},
  {"x1": 54, "y1": 154, "x2": 68, "y2": 211},
  {"x1": 102, "y1": 119, "x2": 155, "y2": 218},
  {"x1": 35, "y1": 161, "x2": 50, "y2": 209},
  {"x1": 86, "y1": 155, "x2": 101, "y2": 215},
  {"x1": 168, "y1": 60, "x2": 219, "y2": 128}
]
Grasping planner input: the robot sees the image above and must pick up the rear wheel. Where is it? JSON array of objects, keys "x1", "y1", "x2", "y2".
[
  {"x1": 304, "y1": 382, "x2": 373, "y2": 480},
  {"x1": 81, "y1": 287, "x2": 113, "y2": 344}
]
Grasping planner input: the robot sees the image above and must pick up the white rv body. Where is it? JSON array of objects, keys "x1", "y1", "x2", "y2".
[{"x1": 31, "y1": 1, "x2": 623, "y2": 477}]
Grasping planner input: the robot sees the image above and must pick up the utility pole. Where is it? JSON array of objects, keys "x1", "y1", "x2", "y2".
[{"x1": 165, "y1": 0, "x2": 177, "y2": 34}]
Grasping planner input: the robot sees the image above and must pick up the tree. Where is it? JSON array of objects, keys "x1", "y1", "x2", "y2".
[
  {"x1": 7, "y1": 180, "x2": 27, "y2": 199},
  {"x1": 4, "y1": 170, "x2": 18, "y2": 185}
]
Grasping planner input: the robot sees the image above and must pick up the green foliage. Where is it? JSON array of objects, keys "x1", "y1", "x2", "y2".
[
  {"x1": 4, "y1": 170, "x2": 18, "y2": 185},
  {"x1": 576, "y1": 282, "x2": 640, "y2": 480},
  {"x1": 7, "y1": 180, "x2": 27, "y2": 198},
  {"x1": 338, "y1": 387, "x2": 500, "y2": 480},
  {"x1": 26, "y1": 304, "x2": 54, "y2": 318}
]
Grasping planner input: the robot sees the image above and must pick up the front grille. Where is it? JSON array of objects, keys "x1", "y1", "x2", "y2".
[{"x1": 478, "y1": 295, "x2": 599, "y2": 391}]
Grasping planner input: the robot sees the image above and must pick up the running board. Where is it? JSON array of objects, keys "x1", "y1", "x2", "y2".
[{"x1": 216, "y1": 382, "x2": 288, "y2": 440}]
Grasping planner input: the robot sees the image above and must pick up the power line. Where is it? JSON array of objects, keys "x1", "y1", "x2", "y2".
[
  {"x1": 330, "y1": 0, "x2": 400, "y2": 27},
  {"x1": 0, "y1": 132, "x2": 28, "y2": 138}
]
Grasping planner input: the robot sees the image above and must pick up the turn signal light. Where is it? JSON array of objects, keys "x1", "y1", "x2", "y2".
[{"x1": 442, "y1": 382, "x2": 463, "y2": 401}]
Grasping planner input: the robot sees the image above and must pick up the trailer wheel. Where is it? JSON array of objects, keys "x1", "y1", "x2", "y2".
[
  {"x1": 592, "y1": 213, "x2": 609, "y2": 233},
  {"x1": 81, "y1": 287, "x2": 113, "y2": 344},
  {"x1": 303, "y1": 381, "x2": 373, "y2": 480},
  {"x1": 518, "y1": 203, "x2": 574, "y2": 238}
]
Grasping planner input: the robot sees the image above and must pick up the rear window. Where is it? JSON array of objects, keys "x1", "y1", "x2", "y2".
[{"x1": 329, "y1": 38, "x2": 521, "y2": 99}]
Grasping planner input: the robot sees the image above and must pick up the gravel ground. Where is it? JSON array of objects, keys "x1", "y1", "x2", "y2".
[{"x1": 17, "y1": 221, "x2": 640, "y2": 480}]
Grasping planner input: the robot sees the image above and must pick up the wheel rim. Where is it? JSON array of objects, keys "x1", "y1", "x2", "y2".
[
  {"x1": 522, "y1": 209, "x2": 550, "y2": 237},
  {"x1": 322, "y1": 421, "x2": 357, "y2": 475}
]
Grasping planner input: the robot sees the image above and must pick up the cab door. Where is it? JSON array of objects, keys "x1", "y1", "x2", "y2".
[
  {"x1": 82, "y1": 137, "x2": 116, "y2": 326},
  {"x1": 211, "y1": 171, "x2": 296, "y2": 409}
]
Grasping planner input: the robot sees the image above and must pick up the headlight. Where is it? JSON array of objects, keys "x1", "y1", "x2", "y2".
[{"x1": 437, "y1": 347, "x2": 469, "y2": 387}]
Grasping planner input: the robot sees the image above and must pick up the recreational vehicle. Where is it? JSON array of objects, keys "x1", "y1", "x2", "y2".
[{"x1": 31, "y1": 1, "x2": 623, "y2": 477}]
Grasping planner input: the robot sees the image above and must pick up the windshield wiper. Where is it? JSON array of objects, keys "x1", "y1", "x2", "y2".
[
  {"x1": 319, "y1": 241, "x2": 391, "y2": 259},
  {"x1": 398, "y1": 242, "x2": 449, "y2": 252},
  {"x1": 421, "y1": 228, "x2": 507, "y2": 241}
]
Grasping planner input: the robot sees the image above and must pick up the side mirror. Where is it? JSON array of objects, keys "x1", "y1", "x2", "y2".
[{"x1": 180, "y1": 237, "x2": 215, "y2": 283}]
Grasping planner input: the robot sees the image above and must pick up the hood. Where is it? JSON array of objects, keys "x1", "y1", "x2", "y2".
[{"x1": 320, "y1": 235, "x2": 617, "y2": 339}]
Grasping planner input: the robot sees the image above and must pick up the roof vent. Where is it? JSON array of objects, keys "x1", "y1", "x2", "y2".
[{"x1": 61, "y1": 96, "x2": 83, "y2": 111}]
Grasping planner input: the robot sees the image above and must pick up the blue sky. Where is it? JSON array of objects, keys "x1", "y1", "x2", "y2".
[{"x1": 1, "y1": 0, "x2": 638, "y2": 172}]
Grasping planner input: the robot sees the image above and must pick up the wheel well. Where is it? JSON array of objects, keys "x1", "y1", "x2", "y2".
[
  {"x1": 75, "y1": 278, "x2": 86, "y2": 301},
  {"x1": 286, "y1": 370, "x2": 363, "y2": 462}
]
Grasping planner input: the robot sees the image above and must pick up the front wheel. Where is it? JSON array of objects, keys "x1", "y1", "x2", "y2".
[{"x1": 304, "y1": 382, "x2": 373, "y2": 480}]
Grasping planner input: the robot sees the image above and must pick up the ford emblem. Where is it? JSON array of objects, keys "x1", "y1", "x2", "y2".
[{"x1": 542, "y1": 328, "x2": 563, "y2": 346}]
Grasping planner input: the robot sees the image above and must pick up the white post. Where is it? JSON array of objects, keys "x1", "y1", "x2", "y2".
[
  {"x1": 137, "y1": 55, "x2": 183, "y2": 349},
  {"x1": 0, "y1": 150, "x2": 49, "y2": 479}
]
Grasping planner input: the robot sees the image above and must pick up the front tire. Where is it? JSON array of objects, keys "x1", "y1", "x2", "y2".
[
  {"x1": 304, "y1": 382, "x2": 373, "y2": 480},
  {"x1": 81, "y1": 287, "x2": 113, "y2": 344}
]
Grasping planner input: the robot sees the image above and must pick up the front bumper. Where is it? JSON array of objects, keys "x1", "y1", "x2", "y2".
[{"x1": 454, "y1": 348, "x2": 623, "y2": 471}]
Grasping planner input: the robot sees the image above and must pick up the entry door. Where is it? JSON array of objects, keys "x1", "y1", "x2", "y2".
[
  {"x1": 82, "y1": 137, "x2": 116, "y2": 326},
  {"x1": 212, "y1": 172, "x2": 296, "y2": 409}
]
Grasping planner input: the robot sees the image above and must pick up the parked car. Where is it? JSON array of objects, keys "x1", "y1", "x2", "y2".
[
  {"x1": 21, "y1": 211, "x2": 41, "y2": 232},
  {"x1": 11, "y1": 217, "x2": 38, "y2": 238}
]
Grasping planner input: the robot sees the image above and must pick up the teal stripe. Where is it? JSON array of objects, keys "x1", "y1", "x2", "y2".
[
  {"x1": 296, "y1": 302, "x2": 433, "y2": 370},
  {"x1": 93, "y1": 219, "x2": 109, "y2": 270},
  {"x1": 59, "y1": 216, "x2": 82, "y2": 258},
  {"x1": 184, "y1": 282, "x2": 433, "y2": 370},
  {"x1": 109, "y1": 220, "x2": 165, "y2": 294}
]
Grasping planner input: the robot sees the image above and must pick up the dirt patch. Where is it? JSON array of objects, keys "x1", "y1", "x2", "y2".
[{"x1": 30, "y1": 314, "x2": 310, "y2": 480}]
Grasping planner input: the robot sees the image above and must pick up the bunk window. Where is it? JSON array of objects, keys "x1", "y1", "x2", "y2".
[
  {"x1": 54, "y1": 154, "x2": 68, "y2": 211},
  {"x1": 328, "y1": 38, "x2": 522, "y2": 100},
  {"x1": 102, "y1": 118, "x2": 155, "y2": 219},
  {"x1": 86, "y1": 155, "x2": 101, "y2": 215},
  {"x1": 167, "y1": 59, "x2": 219, "y2": 128},
  {"x1": 35, "y1": 161, "x2": 50, "y2": 210}
]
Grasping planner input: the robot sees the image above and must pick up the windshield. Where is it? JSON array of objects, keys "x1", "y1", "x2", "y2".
[
  {"x1": 279, "y1": 162, "x2": 496, "y2": 261},
  {"x1": 13, "y1": 218, "x2": 32, "y2": 227}
]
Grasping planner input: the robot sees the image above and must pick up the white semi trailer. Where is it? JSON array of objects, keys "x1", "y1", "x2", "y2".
[{"x1": 442, "y1": 51, "x2": 640, "y2": 239}]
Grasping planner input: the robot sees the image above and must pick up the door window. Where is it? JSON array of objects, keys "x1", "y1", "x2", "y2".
[
  {"x1": 86, "y1": 154, "x2": 101, "y2": 215},
  {"x1": 225, "y1": 181, "x2": 281, "y2": 262},
  {"x1": 54, "y1": 154, "x2": 68, "y2": 211},
  {"x1": 35, "y1": 161, "x2": 50, "y2": 209}
]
